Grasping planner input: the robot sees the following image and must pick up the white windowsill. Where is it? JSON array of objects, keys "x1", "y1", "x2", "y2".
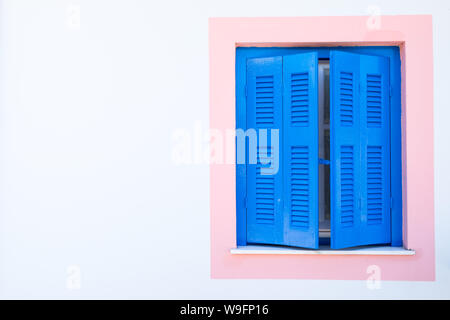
[{"x1": 230, "y1": 245, "x2": 415, "y2": 256}]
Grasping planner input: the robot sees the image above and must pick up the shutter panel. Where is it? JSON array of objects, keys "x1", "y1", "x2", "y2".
[
  {"x1": 246, "y1": 56, "x2": 284, "y2": 245},
  {"x1": 330, "y1": 51, "x2": 391, "y2": 249},
  {"x1": 282, "y1": 53, "x2": 319, "y2": 249},
  {"x1": 360, "y1": 54, "x2": 391, "y2": 244}
]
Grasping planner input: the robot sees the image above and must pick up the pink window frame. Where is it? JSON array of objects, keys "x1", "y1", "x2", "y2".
[{"x1": 209, "y1": 15, "x2": 434, "y2": 281}]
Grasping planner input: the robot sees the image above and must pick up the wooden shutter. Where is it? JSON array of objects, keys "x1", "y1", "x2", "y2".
[
  {"x1": 246, "y1": 56, "x2": 284, "y2": 245},
  {"x1": 282, "y1": 53, "x2": 319, "y2": 249},
  {"x1": 246, "y1": 53, "x2": 319, "y2": 248},
  {"x1": 330, "y1": 51, "x2": 391, "y2": 249}
]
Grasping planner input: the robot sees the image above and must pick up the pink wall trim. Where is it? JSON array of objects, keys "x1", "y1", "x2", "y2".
[{"x1": 209, "y1": 15, "x2": 434, "y2": 281}]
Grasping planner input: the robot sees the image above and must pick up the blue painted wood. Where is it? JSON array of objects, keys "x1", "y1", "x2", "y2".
[
  {"x1": 235, "y1": 50, "x2": 247, "y2": 246},
  {"x1": 236, "y1": 46, "x2": 402, "y2": 248},
  {"x1": 282, "y1": 53, "x2": 319, "y2": 249},
  {"x1": 330, "y1": 50, "x2": 391, "y2": 249},
  {"x1": 329, "y1": 51, "x2": 361, "y2": 248},
  {"x1": 246, "y1": 56, "x2": 284, "y2": 245},
  {"x1": 332, "y1": 47, "x2": 402, "y2": 247},
  {"x1": 387, "y1": 49, "x2": 403, "y2": 247}
]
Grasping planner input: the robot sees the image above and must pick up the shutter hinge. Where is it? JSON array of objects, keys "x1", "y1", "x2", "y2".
[
  {"x1": 245, "y1": 84, "x2": 248, "y2": 97},
  {"x1": 244, "y1": 197, "x2": 248, "y2": 208},
  {"x1": 390, "y1": 197, "x2": 393, "y2": 209},
  {"x1": 389, "y1": 85, "x2": 393, "y2": 97}
]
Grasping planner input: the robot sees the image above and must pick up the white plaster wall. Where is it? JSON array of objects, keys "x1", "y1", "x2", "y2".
[{"x1": 0, "y1": 0, "x2": 449, "y2": 299}]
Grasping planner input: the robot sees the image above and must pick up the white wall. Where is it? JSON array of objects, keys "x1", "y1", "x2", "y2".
[{"x1": 0, "y1": 0, "x2": 449, "y2": 299}]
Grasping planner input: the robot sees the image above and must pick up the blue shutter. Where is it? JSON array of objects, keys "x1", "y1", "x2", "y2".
[
  {"x1": 246, "y1": 53, "x2": 319, "y2": 248},
  {"x1": 330, "y1": 51, "x2": 391, "y2": 249},
  {"x1": 246, "y1": 56, "x2": 284, "y2": 245},
  {"x1": 282, "y1": 53, "x2": 319, "y2": 249}
]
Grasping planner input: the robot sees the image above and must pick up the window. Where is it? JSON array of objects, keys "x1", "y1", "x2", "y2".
[
  {"x1": 236, "y1": 47, "x2": 402, "y2": 250},
  {"x1": 210, "y1": 15, "x2": 434, "y2": 280}
]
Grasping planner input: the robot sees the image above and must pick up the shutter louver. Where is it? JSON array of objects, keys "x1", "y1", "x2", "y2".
[{"x1": 340, "y1": 145, "x2": 354, "y2": 228}]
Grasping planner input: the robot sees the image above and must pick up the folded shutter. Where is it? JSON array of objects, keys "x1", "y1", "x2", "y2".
[
  {"x1": 282, "y1": 53, "x2": 319, "y2": 249},
  {"x1": 330, "y1": 51, "x2": 391, "y2": 249},
  {"x1": 246, "y1": 56, "x2": 284, "y2": 245}
]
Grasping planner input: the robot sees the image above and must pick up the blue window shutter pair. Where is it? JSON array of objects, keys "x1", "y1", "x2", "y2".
[{"x1": 245, "y1": 51, "x2": 390, "y2": 249}]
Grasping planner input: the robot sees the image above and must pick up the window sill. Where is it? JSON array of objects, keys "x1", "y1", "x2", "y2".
[{"x1": 230, "y1": 245, "x2": 415, "y2": 256}]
